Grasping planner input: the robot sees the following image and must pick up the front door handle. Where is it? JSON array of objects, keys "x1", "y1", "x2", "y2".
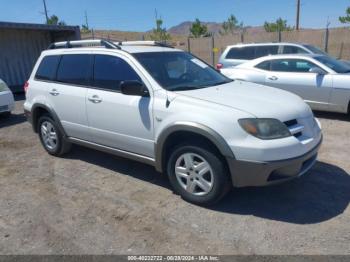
[
  {"x1": 268, "y1": 76, "x2": 278, "y2": 81},
  {"x1": 88, "y1": 95, "x2": 102, "y2": 103},
  {"x1": 49, "y1": 89, "x2": 59, "y2": 96}
]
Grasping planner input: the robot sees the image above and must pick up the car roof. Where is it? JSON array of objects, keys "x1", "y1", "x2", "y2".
[
  {"x1": 41, "y1": 40, "x2": 184, "y2": 56},
  {"x1": 120, "y1": 45, "x2": 181, "y2": 53},
  {"x1": 237, "y1": 53, "x2": 325, "y2": 68},
  {"x1": 225, "y1": 42, "x2": 309, "y2": 48}
]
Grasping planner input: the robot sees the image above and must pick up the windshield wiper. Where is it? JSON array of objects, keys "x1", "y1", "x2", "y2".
[
  {"x1": 169, "y1": 85, "x2": 203, "y2": 91},
  {"x1": 214, "y1": 80, "x2": 234, "y2": 86}
]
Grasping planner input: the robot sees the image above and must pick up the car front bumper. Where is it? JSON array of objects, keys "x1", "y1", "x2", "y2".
[{"x1": 227, "y1": 136, "x2": 322, "y2": 187}]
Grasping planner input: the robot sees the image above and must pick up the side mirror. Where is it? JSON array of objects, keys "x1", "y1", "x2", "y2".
[
  {"x1": 309, "y1": 67, "x2": 326, "y2": 75},
  {"x1": 120, "y1": 81, "x2": 149, "y2": 97}
]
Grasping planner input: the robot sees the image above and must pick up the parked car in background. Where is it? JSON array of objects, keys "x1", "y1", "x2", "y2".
[
  {"x1": 221, "y1": 54, "x2": 350, "y2": 114},
  {"x1": 217, "y1": 42, "x2": 328, "y2": 70},
  {"x1": 0, "y1": 79, "x2": 15, "y2": 117},
  {"x1": 24, "y1": 40, "x2": 322, "y2": 205}
]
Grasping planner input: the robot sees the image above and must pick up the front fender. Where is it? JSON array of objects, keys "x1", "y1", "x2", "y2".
[{"x1": 154, "y1": 121, "x2": 235, "y2": 172}]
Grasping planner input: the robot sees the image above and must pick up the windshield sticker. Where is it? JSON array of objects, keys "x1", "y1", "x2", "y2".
[{"x1": 191, "y1": 58, "x2": 208, "y2": 68}]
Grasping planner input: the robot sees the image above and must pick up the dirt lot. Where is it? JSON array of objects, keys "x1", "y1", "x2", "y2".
[{"x1": 0, "y1": 97, "x2": 349, "y2": 255}]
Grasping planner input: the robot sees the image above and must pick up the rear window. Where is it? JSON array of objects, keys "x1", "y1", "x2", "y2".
[
  {"x1": 255, "y1": 46, "x2": 278, "y2": 58},
  {"x1": 56, "y1": 54, "x2": 92, "y2": 86},
  {"x1": 226, "y1": 45, "x2": 278, "y2": 60},
  {"x1": 282, "y1": 45, "x2": 309, "y2": 54},
  {"x1": 35, "y1": 55, "x2": 60, "y2": 81},
  {"x1": 226, "y1": 46, "x2": 255, "y2": 60}
]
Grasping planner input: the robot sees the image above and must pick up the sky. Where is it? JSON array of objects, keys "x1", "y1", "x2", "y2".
[{"x1": 0, "y1": 0, "x2": 349, "y2": 31}]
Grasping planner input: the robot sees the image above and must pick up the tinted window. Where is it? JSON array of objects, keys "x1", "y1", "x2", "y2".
[
  {"x1": 255, "y1": 46, "x2": 278, "y2": 58},
  {"x1": 256, "y1": 61, "x2": 271, "y2": 70},
  {"x1": 282, "y1": 46, "x2": 308, "y2": 54},
  {"x1": 35, "y1": 55, "x2": 60, "y2": 80},
  {"x1": 93, "y1": 55, "x2": 141, "y2": 91},
  {"x1": 314, "y1": 55, "x2": 350, "y2": 73},
  {"x1": 270, "y1": 59, "x2": 320, "y2": 73},
  {"x1": 226, "y1": 46, "x2": 255, "y2": 60},
  {"x1": 56, "y1": 54, "x2": 92, "y2": 85},
  {"x1": 303, "y1": 45, "x2": 327, "y2": 55}
]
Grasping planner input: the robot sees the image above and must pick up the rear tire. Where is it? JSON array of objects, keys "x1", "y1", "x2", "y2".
[
  {"x1": 37, "y1": 114, "x2": 71, "y2": 156},
  {"x1": 166, "y1": 143, "x2": 231, "y2": 206}
]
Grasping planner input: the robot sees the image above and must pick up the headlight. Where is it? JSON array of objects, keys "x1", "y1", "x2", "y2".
[
  {"x1": 0, "y1": 81, "x2": 9, "y2": 92},
  {"x1": 238, "y1": 118, "x2": 291, "y2": 140}
]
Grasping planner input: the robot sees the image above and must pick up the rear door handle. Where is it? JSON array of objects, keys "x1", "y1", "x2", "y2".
[
  {"x1": 49, "y1": 89, "x2": 59, "y2": 96},
  {"x1": 88, "y1": 95, "x2": 102, "y2": 103},
  {"x1": 268, "y1": 76, "x2": 278, "y2": 81}
]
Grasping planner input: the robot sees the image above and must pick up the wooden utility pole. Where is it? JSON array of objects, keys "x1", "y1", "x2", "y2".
[
  {"x1": 296, "y1": 0, "x2": 301, "y2": 30},
  {"x1": 42, "y1": 0, "x2": 49, "y2": 24}
]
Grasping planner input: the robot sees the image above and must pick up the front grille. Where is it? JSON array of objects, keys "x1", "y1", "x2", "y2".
[{"x1": 284, "y1": 119, "x2": 304, "y2": 138}]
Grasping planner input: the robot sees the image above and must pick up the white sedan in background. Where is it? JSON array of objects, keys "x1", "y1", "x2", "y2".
[
  {"x1": 221, "y1": 54, "x2": 350, "y2": 114},
  {"x1": 0, "y1": 79, "x2": 15, "y2": 117}
]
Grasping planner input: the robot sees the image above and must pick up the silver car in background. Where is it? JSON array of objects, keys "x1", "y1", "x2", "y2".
[
  {"x1": 221, "y1": 54, "x2": 350, "y2": 114},
  {"x1": 0, "y1": 79, "x2": 15, "y2": 117},
  {"x1": 217, "y1": 42, "x2": 328, "y2": 70}
]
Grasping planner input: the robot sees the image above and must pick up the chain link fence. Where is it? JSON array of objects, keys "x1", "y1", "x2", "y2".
[{"x1": 83, "y1": 27, "x2": 350, "y2": 66}]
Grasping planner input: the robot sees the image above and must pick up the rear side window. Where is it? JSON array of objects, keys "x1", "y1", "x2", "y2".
[
  {"x1": 256, "y1": 61, "x2": 271, "y2": 70},
  {"x1": 282, "y1": 46, "x2": 308, "y2": 54},
  {"x1": 226, "y1": 46, "x2": 255, "y2": 60},
  {"x1": 35, "y1": 55, "x2": 60, "y2": 81},
  {"x1": 56, "y1": 54, "x2": 92, "y2": 85},
  {"x1": 255, "y1": 46, "x2": 278, "y2": 58},
  {"x1": 93, "y1": 55, "x2": 141, "y2": 91}
]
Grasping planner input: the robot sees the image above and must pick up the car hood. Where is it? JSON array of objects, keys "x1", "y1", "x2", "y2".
[{"x1": 174, "y1": 80, "x2": 313, "y2": 121}]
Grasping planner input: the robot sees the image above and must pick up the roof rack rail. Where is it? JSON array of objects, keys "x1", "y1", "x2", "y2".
[
  {"x1": 116, "y1": 41, "x2": 174, "y2": 48},
  {"x1": 47, "y1": 39, "x2": 121, "y2": 50}
]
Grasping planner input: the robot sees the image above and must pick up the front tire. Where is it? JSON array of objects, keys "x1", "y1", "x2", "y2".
[
  {"x1": 167, "y1": 143, "x2": 231, "y2": 206},
  {"x1": 38, "y1": 114, "x2": 71, "y2": 156}
]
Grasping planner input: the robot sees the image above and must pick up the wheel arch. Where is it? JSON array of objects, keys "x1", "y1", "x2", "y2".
[
  {"x1": 31, "y1": 103, "x2": 67, "y2": 137},
  {"x1": 154, "y1": 122, "x2": 234, "y2": 172}
]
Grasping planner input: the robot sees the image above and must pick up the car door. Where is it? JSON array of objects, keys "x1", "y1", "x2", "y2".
[
  {"x1": 45, "y1": 52, "x2": 92, "y2": 141},
  {"x1": 86, "y1": 53, "x2": 154, "y2": 157},
  {"x1": 264, "y1": 58, "x2": 333, "y2": 111}
]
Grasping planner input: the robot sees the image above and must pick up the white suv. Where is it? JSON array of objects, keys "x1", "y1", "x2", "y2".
[{"x1": 24, "y1": 40, "x2": 322, "y2": 205}]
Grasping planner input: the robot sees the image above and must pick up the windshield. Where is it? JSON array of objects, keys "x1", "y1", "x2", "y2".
[
  {"x1": 314, "y1": 55, "x2": 350, "y2": 73},
  {"x1": 303, "y1": 45, "x2": 327, "y2": 55},
  {"x1": 133, "y1": 51, "x2": 232, "y2": 91}
]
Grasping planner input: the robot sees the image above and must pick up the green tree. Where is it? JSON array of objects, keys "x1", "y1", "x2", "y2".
[
  {"x1": 190, "y1": 19, "x2": 208, "y2": 38},
  {"x1": 220, "y1": 14, "x2": 243, "y2": 35},
  {"x1": 339, "y1": 7, "x2": 350, "y2": 24},
  {"x1": 264, "y1": 18, "x2": 293, "y2": 32},
  {"x1": 81, "y1": 24, "x2": 91, "y2": 34},
  {"x1": 46, "y1": 15, "x2": 66, "y2": 26},
  {"x1": 150, "y1": 18, "x2": 171, "y2": 41}
]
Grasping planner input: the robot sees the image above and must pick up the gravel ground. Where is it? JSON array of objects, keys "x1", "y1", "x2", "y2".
[{"x1": 0, "y1": 97, "x2": 349, "y2": 255}]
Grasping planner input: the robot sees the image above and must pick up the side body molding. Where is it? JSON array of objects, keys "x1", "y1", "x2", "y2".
[{"x1": 154, "y1": 121, "x2": 235, "y2": 172}]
